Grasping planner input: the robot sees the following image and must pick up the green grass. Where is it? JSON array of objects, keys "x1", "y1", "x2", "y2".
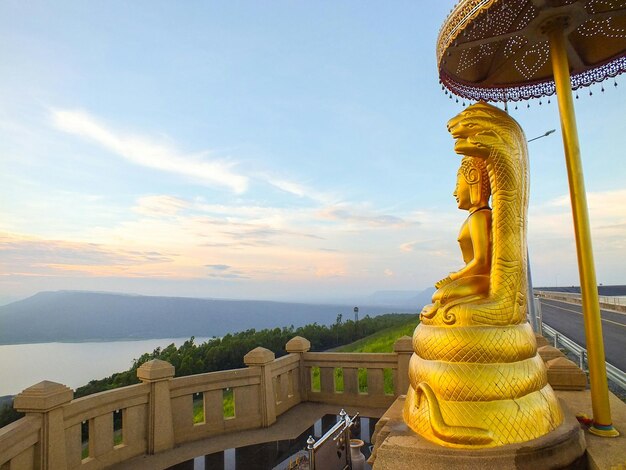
[
  {"x1": 193, "y1": 396, "x2": 204, "y2": 424},
  {"x1": 334, "y1": 316, "x2": 418, "y2": 353},
  {"x1": 310, "y1": 316, "x2": 418, "y2": 394},
  {"x1": 192, "y1": 390, "x2": 235, "y2": 423},
  {"x1": 223, "y1": 389, "x2": 234, "y2": 418}
]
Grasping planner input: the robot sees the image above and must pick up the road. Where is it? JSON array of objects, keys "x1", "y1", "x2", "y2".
[{"x1": 539, "y1": 298, "x2": 626, "y2": 372}]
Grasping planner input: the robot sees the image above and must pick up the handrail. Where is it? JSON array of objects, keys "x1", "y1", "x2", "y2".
[
  {"x1": 307, "y1": 409, "x2": 358, "y2": 470},
  {"x1": 542, "y1": 323, "x2": 626, "y2": 390}
]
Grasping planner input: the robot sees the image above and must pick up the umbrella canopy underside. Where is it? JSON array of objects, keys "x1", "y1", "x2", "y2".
[{"x1": 437, "y1": 0, "x2": 626, "y2": 101}]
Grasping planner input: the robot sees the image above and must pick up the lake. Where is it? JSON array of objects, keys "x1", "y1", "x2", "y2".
[{"x1": 0, "y1": 337, "x2": 213, "y2": 397}]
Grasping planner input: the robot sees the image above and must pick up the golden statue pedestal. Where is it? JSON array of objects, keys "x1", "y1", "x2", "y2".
[{"x1": 371, "y1": 396, "x2": 586, "y2": 470}]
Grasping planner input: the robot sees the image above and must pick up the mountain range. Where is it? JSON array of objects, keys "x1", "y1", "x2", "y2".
[{"x1": 0, "y1": 290, "x2": 432, "y2": 344}]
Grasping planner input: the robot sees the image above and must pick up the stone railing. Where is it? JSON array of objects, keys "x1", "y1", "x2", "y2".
[{"x1": 0, "y1": 335, "x2": 413, "y2": 470}]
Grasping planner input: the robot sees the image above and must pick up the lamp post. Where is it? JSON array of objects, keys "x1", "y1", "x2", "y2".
[{"x1": 525, "y1": 129, "x2": 556, "y2": 333}]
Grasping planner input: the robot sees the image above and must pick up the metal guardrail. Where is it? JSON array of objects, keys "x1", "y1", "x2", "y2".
[
  {"x1": 542, "y1": 323, "x2": 587, "y2": 369},
  {"x1": 605, "y1": 362, "x2": 626, "y2": 391},
  {"x1": 599, "y1": 295, "x2": 626, "y2": 306},
  {"x1": 542, "y1": 323, "x2": 626, "y2": 390},
  {"x1": 536, "y1": 290, "x2": 626, "y2": 310}
]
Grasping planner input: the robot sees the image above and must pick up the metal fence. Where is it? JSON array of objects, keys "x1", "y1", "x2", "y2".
[{"x1": 542, "y1": 323, "x2": 626, "y2": 391}]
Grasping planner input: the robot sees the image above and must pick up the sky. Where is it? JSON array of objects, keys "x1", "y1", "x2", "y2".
[{"x1": 1, "y1": 1, "x2": 625, "y2": 305}]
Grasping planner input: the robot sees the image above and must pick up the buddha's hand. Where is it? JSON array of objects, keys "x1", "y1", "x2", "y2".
[{"x1": 435, "y1": 275, "x2": 453, "y2": 289}]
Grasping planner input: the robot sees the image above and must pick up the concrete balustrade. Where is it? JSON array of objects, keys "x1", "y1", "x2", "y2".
[
  {"x1": 63, "y1": 383, "x2": 151, "y2": 468},
  {"x1": 0, "y1": 335, "x2": 413, "y2": 470},
  {"x1": 303, "y1": 352, "x2": 399, "y2": 409}
]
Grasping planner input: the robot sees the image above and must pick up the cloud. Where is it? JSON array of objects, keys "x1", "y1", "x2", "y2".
[
  {"x1": 530, "y1": 189, "x2": 626, "y2": 237},
  {"x1": 256, "y1": 172, "x2": 336, "y2": 204},
  {"x1": 0, "y1": 232, "x2": 177, "y2": 277},
  {"x1": 384, "y1": 268, "x2": 394, "y2": 277},
  {"x1": 201, "y1": 240, "x2": 276, "y2": 249},
  {"x1": 314, "y1": 266, "x2": 346, "y2": 278},
  {"x1": 205, "y1": 264, "x2": 248, "y2": 280},
  {"x1": 133, "y1": 195, "x2": 189, "y2": 217},
  {"x1": 497, "y1": 188, "x2": 626, "y2": 285},
  {"x1": 189, "y1": 216, "x2": 324, "y2": 245},
  {"x1": 399, "y1": 238, "x2": 455, "y2": 254},
  {"x1": 400, "y1": 240, "x2": 422, "y2": 252},
  {"x1": 50, "y1": 109, "x2": 248, "y2": 193},
  {"x1": 205, "y1": 264, "x2": 231, "y2": 271},
  {"x1": 267, "y1": 178, "x2": 308, "y2": 198},
  {"x1": 318, "y1": 206, "x2": 406, "y2": 227}
]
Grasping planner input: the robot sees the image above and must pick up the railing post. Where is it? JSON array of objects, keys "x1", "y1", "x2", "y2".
[
  {"x1": 137, "y1": 359, "x2": 175, "y2": 454},
  {"x1": 394, "y1": 336, "x2": 413, "y2": 396},
  {"x1": 244, "y1": 347, "x2": 277, "y2": 427},
  {"x1": 14, "y1": 381, "x2": 73, "y2": 470},
  {"x1": 285, "y1": 336, "x2": 311, "y2": 403}
]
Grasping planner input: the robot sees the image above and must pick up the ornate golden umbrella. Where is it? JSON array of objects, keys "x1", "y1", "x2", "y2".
[{"x1": 437, "y1": 0, "x2": 625, "y2": 437}]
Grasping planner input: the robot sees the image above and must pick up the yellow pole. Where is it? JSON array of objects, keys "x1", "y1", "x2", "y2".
[{"x1": 547, "y1": 24, "x2": 619, "y2": 437}]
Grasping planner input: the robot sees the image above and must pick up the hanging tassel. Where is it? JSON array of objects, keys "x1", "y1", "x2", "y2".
[
  {"x1": 576, "y1": 93, "x2": 579, "y2": 99},
  {"x1": 539, "y1": 100, "x2": 542, "y2": 105},
  {"x1": 527, "y1": 103, "x2": 530, "y2": 108},
  {"x1": 601, "y1": 85, "x2": 605, "y2": 92},
  {"x1": 462, "y1": 101, "x2": 466, "y2": 107},
  {"x1": 589, "y1": 89, "x2": 593, "y2": 96},
  {"x1": 456, "y1": 98, "x2": 459, "y2": 103}
]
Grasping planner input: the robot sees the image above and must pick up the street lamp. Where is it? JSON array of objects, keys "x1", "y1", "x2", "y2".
[
  {"x1": 528, "y1": 129, "x2": 556, "y2": 143},
  {"x1": 526, "y1": 128, "x2": 557, "y2": 333}
]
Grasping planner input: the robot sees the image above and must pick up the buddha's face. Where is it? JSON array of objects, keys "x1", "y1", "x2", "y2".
[{"x1": 453, "y1": 172, "x2": 471, "y2": 210}]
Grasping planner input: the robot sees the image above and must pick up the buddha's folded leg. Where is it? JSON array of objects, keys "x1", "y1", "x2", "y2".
[{"x1": 432, "y1": 275, "x2": 489, "y2": 304}]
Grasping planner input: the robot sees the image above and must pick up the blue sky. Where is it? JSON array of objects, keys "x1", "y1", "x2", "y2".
[{"x1": 1, "y1": 1, "x2": 625, "y2": 305}]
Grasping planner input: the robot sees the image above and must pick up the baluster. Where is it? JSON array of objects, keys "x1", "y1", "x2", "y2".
[
  {"x1": 368, "y1": 369, "x2": 384, "y2": 396},
  {"x1": 320, "y1": 367, "x2": 335, "y2": 394}
]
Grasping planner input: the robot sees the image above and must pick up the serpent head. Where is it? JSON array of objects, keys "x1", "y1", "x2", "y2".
[{"x1": 448, "y1": 102, "x2": 525, "y2": 159}]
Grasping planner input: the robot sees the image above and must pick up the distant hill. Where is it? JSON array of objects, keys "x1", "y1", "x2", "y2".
[
  {"x1": 0, "y1": 291, "x2": 418, "y2": 345},
  {"x1": 0, "y1": 396, "x2": 12, "y2": 407},
  {"x1": 366, "y1": 288, "x2": 435, "y2": 308}
]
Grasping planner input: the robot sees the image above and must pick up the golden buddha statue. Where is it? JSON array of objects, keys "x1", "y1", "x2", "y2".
[
  {"x1": 424, "y1": 155, "x2": 491, "y2": 321},
  {"x1": 404, "y1": 102, "x2": 563, "y2": 447}
]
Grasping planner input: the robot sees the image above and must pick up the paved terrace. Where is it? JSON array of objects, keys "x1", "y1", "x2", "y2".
[{"x1": 1, "y1": 335, "x2": 625, "y2": 469}]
